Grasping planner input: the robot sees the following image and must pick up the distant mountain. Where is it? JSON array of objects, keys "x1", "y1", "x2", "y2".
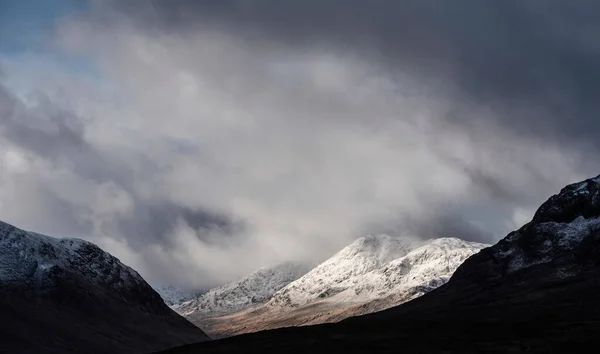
[
  {"x1": 157, "y1": 174, "x2": 600, "y2": 354},
  {"x1": 0, "y1": 220, "x2": 209, "y2": 354},
  {"x1": 176, "y1": 262, "x2": 309, "y2": 318},
  {"x1": 181, "y1": 234, "x2": 487, "y2": 338},
  {"x1": 152, "y1": 285, "x2": 204, "y2": 306}
]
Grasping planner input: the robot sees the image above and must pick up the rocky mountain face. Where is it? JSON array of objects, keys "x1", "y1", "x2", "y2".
[
  {"x1": 0, "y1": 220, "x2": 209, "y2": 354},
  {"x1": 180, "y1": 235, "x2": 487, "y2": 338},
  {"x1": 157, "y1": 174, "x2": 600, "y2": 354},
  {"x1": 449, "y1": 176, "x2": 600, "y2": 286}
]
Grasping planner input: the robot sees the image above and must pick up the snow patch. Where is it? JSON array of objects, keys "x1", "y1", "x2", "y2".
[{"x1": 574, "y1": 182, "x2": 589, "y2": 193}]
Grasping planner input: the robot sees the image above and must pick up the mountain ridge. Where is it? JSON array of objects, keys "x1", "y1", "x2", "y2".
[{"x1": 0, "y1": 220, "x2": 209, "y2": 354}]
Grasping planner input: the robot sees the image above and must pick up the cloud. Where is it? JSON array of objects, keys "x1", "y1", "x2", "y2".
[
  {"x1": 108, "y1": 0, "x2": 600, "y2": 145},
  {"x1": 1, "y1": 1, "x2": 599, "y2": 287}
]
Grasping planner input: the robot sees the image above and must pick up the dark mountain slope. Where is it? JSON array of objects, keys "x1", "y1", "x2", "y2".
[
  {"x1": 157, "y1": 175, "x2": 600, "y2": 354},
  {"x1": 0, "y1": 221, "x2": 209, "y2": 354}
]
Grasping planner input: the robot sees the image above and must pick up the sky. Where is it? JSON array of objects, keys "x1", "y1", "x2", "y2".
[{"x1": 1, "y1": 0, "x2": 600, "y2": 289}]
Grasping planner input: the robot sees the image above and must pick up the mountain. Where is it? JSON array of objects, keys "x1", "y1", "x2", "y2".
[
  {"x1": 0, "y1": 220, "x2": 209, "y2": 354},
  {"x1": 175, "y1": 262, "x2": 309, "y2": 328},
  {"x1": 157, "y1": 174, "x2": 600, "y2": 354},
  {"x1": 182, "y1": 235, "x2": 487, "y2": 338},
  {"x1": 269, "y1": 236, "x2": 486, "y2": 307},
  {"x1": 267, "y1": 234, "x2": 421, "y2": 308},
  {"x1": 330, "y1": 237, "x2": 489, "y2": 312}
]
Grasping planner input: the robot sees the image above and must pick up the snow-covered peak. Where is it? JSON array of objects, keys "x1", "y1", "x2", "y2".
[
  {"x1": 266, "y1": 235, "x2": 422, "y2": 308},
  {"x1": 335, "y1": 234, "x2": 422, "y2": 268},
  {"x1": 310, "y1": 234, "x2": 419, "y2": 277},
  {"x1": 341, "y1": 237, "x2": 488, "y2": 303},
  {"x1": 175, "y1": 262, "x2": 309, "y2": 316}
]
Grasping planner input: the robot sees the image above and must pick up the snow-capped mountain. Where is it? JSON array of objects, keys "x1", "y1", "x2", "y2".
[
  {"x1": 175, "y1": 262, "x2": 310, "y2": 317},
  {"x1": 335, "y1": 237, "x2": 488, "y2": 303},
  {"x1": 0, "y1": 220, "x2": 209, "y2": 354},
  {"x1": 267, "y1": 235, "x2": 485, "y2": 309},
  {"x1": 185, "y1": 234, "x2": 488, "y2": 338},
  {"x1": 267, "y1": 234, "x2": 421, "y2": 308}
]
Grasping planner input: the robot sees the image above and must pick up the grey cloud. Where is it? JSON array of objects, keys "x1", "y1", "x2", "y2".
[
  {"x1": 109, "y1": 0, "x2": 600, "y2": 149},
  {"x1": 1, "y1": 88, "x2": 89, "y2": 160},
  {"x1": 411, "y1": 211, "x2": 496, "y2": 244},
  {"x1": 363, "y1": 208, "x2": 496, "y2": 244},
  {"x1": 116, "y1": 203, "x2": 241, "y2": 250},
  {"x1": 96, "y1": 0, "x2": 600, "y2": 211},
  {"x1": 0, "y1": 80, "x2": 238, "y2": 286}
]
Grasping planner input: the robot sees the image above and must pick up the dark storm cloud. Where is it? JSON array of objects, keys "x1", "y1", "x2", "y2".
[
  {"x1": 110, "y1": 0, "x2": 600, "y2": 149},
  {"x1": 0, "y1": 86, "x2": 90, "y2": 161},
  {"x1": 116, "y1": 203, "x2": 241, "y2": 250}
]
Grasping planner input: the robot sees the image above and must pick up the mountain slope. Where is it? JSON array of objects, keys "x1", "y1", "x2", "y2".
[
  {"x1": 267, "y1": 235, "x2": 420, "y2": 308},
  {"x1": 157, "y1": 174, "x2": 600, "y2": 354},
  {"x1": 330, "y1": 237, "x2": 487, "y2": 311},
  {"x1": 185, "y1": 236, "x2": 486, "y2": 338},
  {"x1": 0, "y1": 220, "x2": 209, "y2": 354},
  {"x1": 175, "y1": 262, "x2": 309, "y2": 319}
]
